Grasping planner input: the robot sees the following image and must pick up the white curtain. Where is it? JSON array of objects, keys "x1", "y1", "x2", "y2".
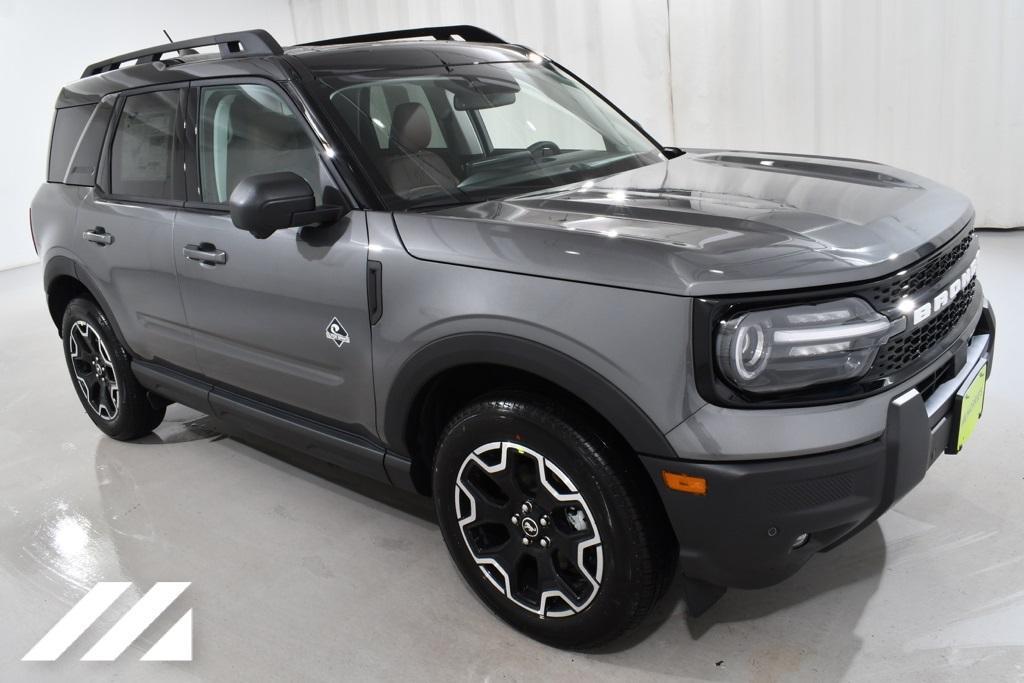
[
  {"x1": 290, "y1": 0, "x2": 1024, "y2": 227},
  {"x1": 670, "y1": 0, "x2": 1024, "y2": 228}
]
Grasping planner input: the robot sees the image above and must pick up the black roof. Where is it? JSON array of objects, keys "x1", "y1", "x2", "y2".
[{"x1": 56, "y1": 26, "x2": 532, "y2": 108}]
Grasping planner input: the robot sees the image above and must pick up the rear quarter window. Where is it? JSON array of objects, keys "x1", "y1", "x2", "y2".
[
  {"x1": 48, "y1": 104, "x2": 96, "y2": 183},
  {"x1": 65, "y1": 100, "x2": 114, "y2": 186}
]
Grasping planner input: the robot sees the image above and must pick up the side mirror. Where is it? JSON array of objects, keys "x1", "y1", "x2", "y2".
[{"x1": 229, "y1": 172, "x2": 345, "y2": 239}]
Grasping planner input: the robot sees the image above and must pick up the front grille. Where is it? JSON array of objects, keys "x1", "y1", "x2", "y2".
[
  {"x1": 870, "y1": 279, "x2": 976, "y2": 377},
  {"x1": 915, "y1": 358, "x2": 957, "y2": 402},
  {"x1": 862, "y1": 227, "x2": 978, "y2": 380},
  {"x1": 867, "y1": 230, "x2": 975, "y2": 308}
]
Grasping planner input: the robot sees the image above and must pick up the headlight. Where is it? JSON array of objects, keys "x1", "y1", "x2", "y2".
[{"x1": 715, "y1": 297, "x2": 899, "y2": 394}]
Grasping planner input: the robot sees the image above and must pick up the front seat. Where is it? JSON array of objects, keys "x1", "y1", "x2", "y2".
[{"x1": 385, "y1": 102, "x2": 460, "y2": 199}]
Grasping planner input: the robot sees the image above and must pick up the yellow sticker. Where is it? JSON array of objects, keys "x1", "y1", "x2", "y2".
[{"x1": 957, "y1": 365, "x2": 986, "y2": 451}]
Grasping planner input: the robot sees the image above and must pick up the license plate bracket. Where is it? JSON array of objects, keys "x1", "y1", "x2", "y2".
[{"x1": 948, "y1": 362, "x2": 987, "y2": 453}]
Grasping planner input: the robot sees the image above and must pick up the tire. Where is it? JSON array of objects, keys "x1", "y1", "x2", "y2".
[
  {"x1": 60, "y1": 297, "x2": 165, "y2": 440},
  {"x1": 432, "y1": 393, "x2": 676, "y2": 650}
]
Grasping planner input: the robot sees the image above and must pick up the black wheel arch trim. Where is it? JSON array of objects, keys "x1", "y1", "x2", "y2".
[
  {"x1": 44, "y1": 255, "x2": 132, "y2": 354},
  {"x1": 382, "y1": 332, "x2": 675, "y2": 460}
]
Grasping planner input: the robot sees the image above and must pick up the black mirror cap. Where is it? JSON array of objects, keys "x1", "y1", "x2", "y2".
[{"x1": 229, "y1": 172, "x2": 316, "y2": 239}]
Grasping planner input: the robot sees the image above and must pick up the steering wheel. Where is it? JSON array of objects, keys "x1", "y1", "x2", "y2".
[{"x1": 527, "y1": 140, "x2": 561, "y2": 159}]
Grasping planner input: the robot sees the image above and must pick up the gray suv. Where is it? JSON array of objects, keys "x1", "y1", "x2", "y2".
[{"x1": 32, "y1": 26, "x2": 995, "y2": 649}]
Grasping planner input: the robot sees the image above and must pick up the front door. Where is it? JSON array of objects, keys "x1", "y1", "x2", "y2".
[{"x1": 173, "y1": 81, "x2": 376, "y2": 436}]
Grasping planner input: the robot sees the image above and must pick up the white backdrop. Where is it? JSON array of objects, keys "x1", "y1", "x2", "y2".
[
  {"x1": 1, "y1": 1, "x2": 1020, "y2": 272},
  {"x1": 292, "y1": 0, "x2": 1024, "y2": 229},
  {"x1": 669, "y1": 0, "x2": 1024, "y2": 229}
]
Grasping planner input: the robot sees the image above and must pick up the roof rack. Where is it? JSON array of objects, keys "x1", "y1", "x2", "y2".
[
  {"x1": 298, "y1": 25, "x2": 506, "y2": 48},
  {"x1": 81, "y1": 29, "x2": 283, "y2": 78}
]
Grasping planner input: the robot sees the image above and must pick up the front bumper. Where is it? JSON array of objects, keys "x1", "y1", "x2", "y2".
[{"x1": 641, "y1": 301, "x2": 995, "y2": 589}]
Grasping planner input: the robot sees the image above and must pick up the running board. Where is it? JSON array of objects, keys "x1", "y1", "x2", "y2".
[{"x1": 131, "y1": 360, "x2": 393, "y2": 485}]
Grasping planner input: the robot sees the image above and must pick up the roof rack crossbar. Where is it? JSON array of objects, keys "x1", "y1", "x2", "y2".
[
  {"x1": 298, "y1": 24, "x2": 506, "y2": 48},
  {"x1": 81, "y1": 29, "x2": 283, "y2": 78}
]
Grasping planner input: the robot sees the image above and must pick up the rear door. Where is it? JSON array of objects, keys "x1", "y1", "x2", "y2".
[
  {"x1": 74, "y1": 86, "x2": 197, "y2": 370},
  {"x1": 172, "y1": 79, "x2": 376, "y2": 435}
]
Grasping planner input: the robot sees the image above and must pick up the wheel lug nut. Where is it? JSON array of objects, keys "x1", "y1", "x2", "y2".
[
  {"x1": 521, "y1": 537, "x2": 531, "y2": 546},
  {"x1": 540, "y1": 516, "x2": 549, "y2": 527},
  {"x1": 539, "y1": 537, "x2": 550, "y2": 548},
  {"x1": 521, "y1": 502, "x2": 532, "y2": 514},
  {"x1": 511, "y1": 515, "x2": 520, "y2": 525}
]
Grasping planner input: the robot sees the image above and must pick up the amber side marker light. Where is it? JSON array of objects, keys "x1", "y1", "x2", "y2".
[{"x1": 661, "y1": 471, "x2": 707, "y2": 495}]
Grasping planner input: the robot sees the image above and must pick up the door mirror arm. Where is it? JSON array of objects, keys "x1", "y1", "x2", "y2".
[{"x1": 291, "y1": 206, "x2": 346, "y2": 227}]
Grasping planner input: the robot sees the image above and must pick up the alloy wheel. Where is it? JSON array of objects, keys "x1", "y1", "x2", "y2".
[
  {"x1": 68, "y1": 320, "x2": 119, "y2": 421},
  {"x1": 454, "y1": 441, "x2": 603, "y2": 618}
]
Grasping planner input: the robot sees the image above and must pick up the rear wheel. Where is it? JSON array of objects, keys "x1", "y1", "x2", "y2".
[
  {"x1": 61, "y1": 298, "x2": 165, "y2": 440},
  {"x1": 433, "y1": 393, "x2": 675, "y2": 649}
]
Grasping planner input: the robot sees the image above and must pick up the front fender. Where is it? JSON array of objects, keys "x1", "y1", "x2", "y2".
[{"x1": 382, "y1": 332, "x2": 676, "y2": 459}]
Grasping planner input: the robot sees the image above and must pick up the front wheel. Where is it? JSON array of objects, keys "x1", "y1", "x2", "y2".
[
  {"x1": 61, "y1": 298, "x2": 165, "y2": 440},
  {"x1": 433, "y1": 394, "x2": 675, "y2": 649}
]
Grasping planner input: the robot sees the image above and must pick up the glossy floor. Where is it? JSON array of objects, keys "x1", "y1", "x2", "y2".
[{"x1": 1, "y1": 233, "x2": 1021, "y2": 682}]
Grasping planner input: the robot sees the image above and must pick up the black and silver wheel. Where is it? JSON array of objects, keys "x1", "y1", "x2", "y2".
[
  {"x1": 455, "y1": 440, "x2": 604, "y2": 618},
  {"x1": 433, "y1": 393, "x2": 675, "y2": 649},
  {"x1": 61, "y1": 298, "x2": 166, "y2": 440},
  {"x1": 68, "y1": 319, "x2": 120, "y2": 421}
]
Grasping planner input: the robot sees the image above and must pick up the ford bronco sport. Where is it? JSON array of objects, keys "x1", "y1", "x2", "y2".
[{"x1": 32, "y1": 26, "x2": 996, "y2": 649}]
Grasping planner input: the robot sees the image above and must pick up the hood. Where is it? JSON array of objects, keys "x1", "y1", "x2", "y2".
[{"x1": 392, "y1": 150, "x2": 974, "y2": 297}]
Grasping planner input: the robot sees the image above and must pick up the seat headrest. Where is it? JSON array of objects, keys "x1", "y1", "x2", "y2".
[{"x1": 390, "y1": 102, "x2": 432, "y2": 153}]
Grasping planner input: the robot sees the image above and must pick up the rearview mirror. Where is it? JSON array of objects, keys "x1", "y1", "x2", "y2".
[
  {"x1": 229, "y1": 172, "x2": 345, "y2": 239},
  {"x1": 453, "y1": 90, "x2": 516, "y2": 111},
  {"x1": 449, "y1": 72, "x2": 520, "y2": 111}
]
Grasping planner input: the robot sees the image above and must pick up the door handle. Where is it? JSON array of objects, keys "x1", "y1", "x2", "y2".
[
  {"x1": 83, "y1": 227, "x2": 114, "y2": 246},
  {"x1": 183, "y1": 243, "x2": 228, "y2": 265}
]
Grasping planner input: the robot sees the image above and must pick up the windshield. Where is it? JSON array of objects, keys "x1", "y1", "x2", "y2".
[{"x1": 320, "y1": 60, "x2": 664, "y2": 210}]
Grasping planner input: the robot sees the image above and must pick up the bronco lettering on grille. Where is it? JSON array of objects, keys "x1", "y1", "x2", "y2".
[{"x1": 910, "y1": 257, "x2": 978, "y2": 327}]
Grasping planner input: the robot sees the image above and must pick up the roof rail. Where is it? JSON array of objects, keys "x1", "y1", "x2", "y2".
[
  {"x1": 298, "y1": 25, "x2": 506, "y2": 48},
  {"x1": 81, "y1": 29, "x2": 283, "y2": 78}
]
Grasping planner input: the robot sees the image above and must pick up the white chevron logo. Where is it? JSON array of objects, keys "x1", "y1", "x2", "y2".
[{"x1": 22, "y1": 582, "x2": 192, "y2": 662}]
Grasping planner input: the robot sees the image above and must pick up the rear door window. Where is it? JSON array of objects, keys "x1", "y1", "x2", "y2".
[{"x1": 110, "y1": 90, "x2": 185, "y2": 200}]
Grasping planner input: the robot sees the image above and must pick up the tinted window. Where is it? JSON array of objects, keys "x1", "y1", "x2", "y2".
[
  {"x1": 65, "y1": 99, "x2": 114, "y2": 186},
  {"x1": 48, "y1": 104, "x2": 95, "y2": 183},
  {"x1": 198, "y1": 84, "x2": 324, "y2": 204},
  {"x1": 110, "y1": 90, "x2": 184, "y2": 200}
]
